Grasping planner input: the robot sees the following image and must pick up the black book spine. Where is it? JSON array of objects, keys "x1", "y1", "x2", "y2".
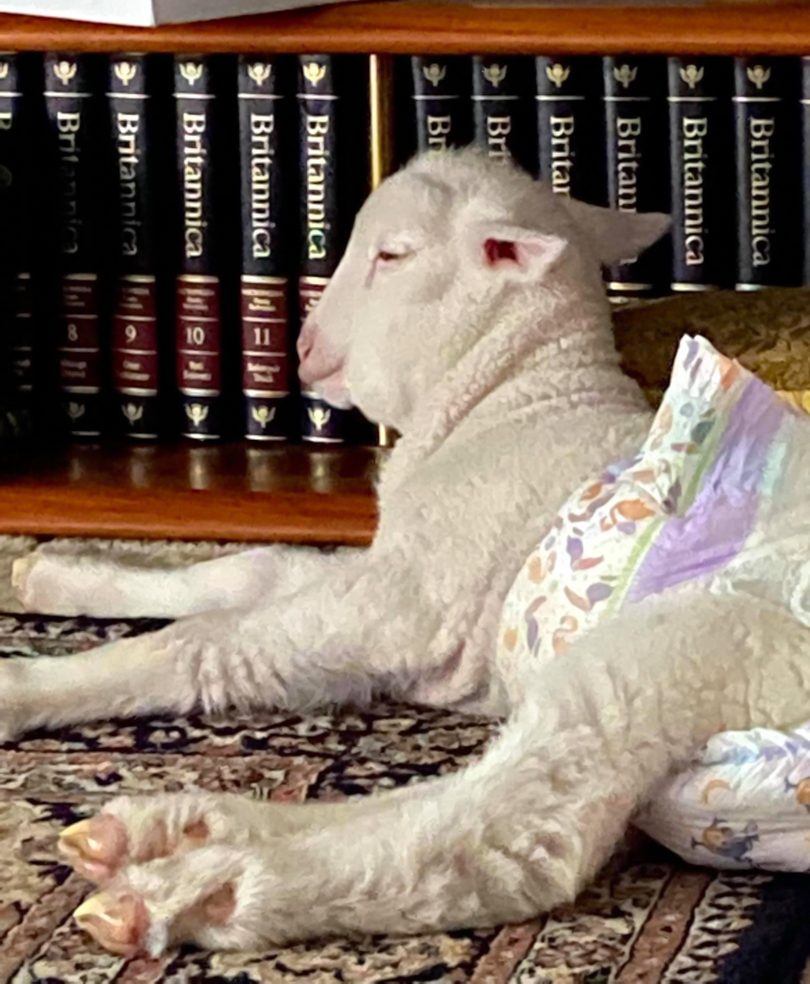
[
  {"x1": 410, "y1": 56, "x2": 470, "y2": 153},
  {"x1": 297, "y1": 55, "x2": 360, "y2": 444},
  {"x1": 43, "y1": 52, "x2": 106, "y2": 437},
  {"x1": 668, "y1": 58, "x2": 733, "y2": 292},
  {"x1": 803, "y1": 58, "x2": 810, "y2": 285},
  {"x1": 0, "y1": 52, "x2": 36, "y2": 422},
  {"x1": 734, "y1": 58, "x2": 800, "y2": 289},
  {"x1": 238, "y1": 55, "x2": 294, "y2": 442},
  {"x1": 603, "y1": 56, "x2": 670, "y2": 298},
  {"x1": 471, "y1": 56, "x2": 535, "y2": 173},
  {"x1": 535, "y1": 56, "x2": 605, "y2": 203},
  {"x1": 107, "y1": 53, "x2": 164, "y2": 440},
  {"x1": 174, "y1": 55, "x2": 225, "y2": 440}
]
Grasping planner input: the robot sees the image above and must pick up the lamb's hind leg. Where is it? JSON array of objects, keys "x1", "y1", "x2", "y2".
[
  {"x1": 58, "y1": 776, "x2": 439, "y2": 886},
  {"x1": 68, "y1": 589, "x2": 810, "y2": 954},
  {"x1": 12, "y1": 542, "x2": 361, "y2": 618}
]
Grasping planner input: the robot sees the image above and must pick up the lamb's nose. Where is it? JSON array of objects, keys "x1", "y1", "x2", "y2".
[{"x1": 297, "y1": 320, "x2": 316, "y2": 361}]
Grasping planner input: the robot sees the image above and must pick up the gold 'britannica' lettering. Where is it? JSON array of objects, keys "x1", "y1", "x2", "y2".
[
  {"x1": 181, "y1": 112, "x2": 207, "y2": 259},
  {"x1": 305, "y1": 114, "x2": 330, "y2": 261},
  {"x1": 249, "y1": 113, "x2": 274, "y2": 260}
]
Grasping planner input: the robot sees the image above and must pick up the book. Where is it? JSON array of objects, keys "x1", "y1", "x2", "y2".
[
  {"x1": 667, "y1": 57, "x2": 733, "y2": 291},
  {"x1": 297, "y1": 54, "x2": 367, "y2": 444},
  {"x1": 471, "y1": 55, "x2": 535, "y2": 173},
  {"x1": 734, "y1": 58, "x2": 801, "y2": 289},
  {"x1": 107, "y1": 53, "x2": 169, "y2": 440},
  {"x1": 174, "y1": 54, "x2": 233, "y2": 441},
  {"x1": 535, "y1": 56, "x2": 605, "y2": 203},
  {"x1": 0, "y1": 0, "x2": 366, "y2": 27},
  {"x1": 0, "y1": 361, "x2": 28, "y2": 444},
  {"x1": 731, "y1": 57, "x2": 801, "y2": 291},
  {"x1": 409, "y1": 56, "x2": 471, "y2": 155},
  {"x1": 802, "y1": 58, "x2": 810, "y2": 286},
  {"x1": 603, "y1": 56, "x2": 670, "y2": 299},
  {"x1": 237, "y1": 54, "x2": 295, "y2": 442},
  {"x1": 43, "y1": 52, "x2": 107, "y2": 438},
  {"x1": 367, "y1": 53, "x2": 396, "y2": 448},
  {"x1": 0, "y1": 52, "x2": 36, "y2": 413}
]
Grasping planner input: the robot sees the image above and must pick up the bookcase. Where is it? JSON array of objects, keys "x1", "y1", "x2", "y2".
[{"x1": 1, "y1": 0, "x2": 808, "y2": 547}]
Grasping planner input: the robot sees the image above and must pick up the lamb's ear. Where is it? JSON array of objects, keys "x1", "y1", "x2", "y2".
[
  {"x1": 559, "y1": 198, "x2": 671, "y2": 265},
  {"x1": 473, "y1": 223, "x2": 567, "y2": 277}
]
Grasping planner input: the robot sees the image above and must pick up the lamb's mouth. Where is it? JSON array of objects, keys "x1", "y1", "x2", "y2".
[{"x1": 302, "y1": 365, "x2": 353, "y2": 410}]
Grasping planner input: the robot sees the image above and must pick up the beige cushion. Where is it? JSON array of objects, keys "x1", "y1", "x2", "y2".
[{"x1": 612, "y1": 289, "x2": 810, "y2": 410}]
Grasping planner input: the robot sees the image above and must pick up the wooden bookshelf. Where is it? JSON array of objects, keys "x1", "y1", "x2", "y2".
[
  {"x1": 0, "y1": 444, "x2": 381, "y2": 543},
  {"x1": 3, "y1": 1, "x2": 810, "y2": 56},
  {"x1": 1, "y1": 0, "x2": 807, "y2": 544}
]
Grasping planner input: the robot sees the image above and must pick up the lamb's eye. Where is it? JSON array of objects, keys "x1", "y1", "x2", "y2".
[{"x1": 376, "y1": 248, "x2": 411, "y2": 264}]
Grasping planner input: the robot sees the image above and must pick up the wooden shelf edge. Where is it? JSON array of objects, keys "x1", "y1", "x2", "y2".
[
  {"x1": 0, "y1": 484, "x2": 377, "y2": 543},
  {"x1": 3, "y1": 3, "x2": 810, "y2": 55},
  {"x1": 0, "y1": 443, "x2": 380, "y2": 544}
]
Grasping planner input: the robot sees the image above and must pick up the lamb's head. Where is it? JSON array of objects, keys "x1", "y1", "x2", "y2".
[{"x1": 298, "y1": 148, "x2": 669, "y2": 432}]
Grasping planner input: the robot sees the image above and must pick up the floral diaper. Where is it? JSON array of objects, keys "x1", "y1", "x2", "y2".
[{"x1": 499, "y1": 333, "x2": 810, "y2": 872}]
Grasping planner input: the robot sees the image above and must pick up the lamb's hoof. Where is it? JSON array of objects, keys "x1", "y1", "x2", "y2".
[
  {"x1": 74, "y1": 890, "x2": 150, "y2": 957},
  {"x1": 0, "y1": 659, "x2": 27, "y2": 743},
  {"x1": 73, "y1": 871, "x2": 238, "y2": 957},
  {"x1": 63, "y1": 797, "x2": 257, "y2": 953},
  {"x1": 11, "y1": 554, "x2": 38, "y2": 609},
  {"x1": 59, "y1": 801, "x2": 216, "y2": 886},
  {"x1": 11, "y1": 549, "x2": 92, "y2": 615},
  {"x1": 11, "y1": 551, "x2": 75, "y2": 614},
  {"x1": 59, "y1": 815, "x2": 129, "y2": 883}
]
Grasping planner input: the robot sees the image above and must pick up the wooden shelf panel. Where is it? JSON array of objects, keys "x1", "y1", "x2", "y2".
[
  {"x1": 2, "y1": 1, "x2": 810, "y2": 55},
  {"x1": 0, "y1": 443, "x2": 381, "y2": 544}
]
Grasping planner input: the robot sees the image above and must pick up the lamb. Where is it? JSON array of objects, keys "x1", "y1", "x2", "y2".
[{"x1": 5, "y1": 148, "x2": 810, "y2": 959}]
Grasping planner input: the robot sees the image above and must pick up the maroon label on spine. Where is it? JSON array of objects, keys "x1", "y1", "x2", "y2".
[
  {"x1": 175, "y1": 276, "x2": 221, "y2": 394},
  {"x1": 298, "y1": 278, "x2": 326, "y2": 321},
  {"x1": 112, "y1": 276, "x2": 158, "y2": 394},
  {"x1": 11, "y1": 272, "x2": 33, "y2": 392},
  {"x1": 298, "y1": 276, "x2": 350, "y2": 444},
  {"x1": 240, "y1": 278, "x2": 289, "y2": 394},
  {"x1": 58, "y1": 273, "x2": 101, "y2": 391}
]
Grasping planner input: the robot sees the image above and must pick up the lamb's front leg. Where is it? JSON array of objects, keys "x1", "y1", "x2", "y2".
[
  {"x1": 70, "y1": 589, "x2": 810, "y2": 954},
  {"x1": 1, "y1": 553, "x2": 437, "y2": 741},
  {"x1": 12, "y1": 541, "x2": 362, "y2": 618}
]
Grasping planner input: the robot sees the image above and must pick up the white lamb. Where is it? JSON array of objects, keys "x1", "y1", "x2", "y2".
[{"x1": 6, "y1": 148, "x2": 810, "y2": 958}]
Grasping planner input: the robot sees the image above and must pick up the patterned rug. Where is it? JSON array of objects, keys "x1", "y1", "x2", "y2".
[{"x1": 2, "y1": 613, "x2": 810, "y2": 983}]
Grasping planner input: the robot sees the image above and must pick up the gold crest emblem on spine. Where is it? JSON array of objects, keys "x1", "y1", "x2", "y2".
[
  {"x1": 66, "y1": 401, "x2": 85, "y2": 421},
  {"x1": 303, "y1": 62, "x2": 327, "y2": 87},
  {"x1": 307, "y1": 405, "x2": 331, "y2": 431},
  {"x1": 53, "y1": 60, "x2": 78, "y2": 86},
  {"x1": 546, "y1": 63, "x2": 570, "y2": 89},
  {"x1": 483, "y1": 63, "x2": 508, "y2": 88},
  {"x1": 186, "y1": 403, "x2": 209, "y2": 426},
  {"x1": 747, "y1": 65, "x2": 771, "y2": 90},
  {"x1": 179, "y1": 62, "x2": 204, "y2": 87},
  {"x1": 251, "y1": 405, "x2": 276, "y2": 428},
  {"x1": 248, "y1": 62, "x2": 272, "y2": 87},
  {"x1": 121, "y1": 403, "x2": 144, "y2": 425},
  {"x1": 422, "y1": 63, "x2": 447, "y2": 88},
  {"x1": 0, "y1": 63, "x2": 9, "y2": 81},
  {"x1": 114, "y1": 61, "x2": 138, "y2": 86},
  {"x1": 613, "y1": 64, "x2": 638, "y2": 89},
  {"x1": 679, "y1": 64, "x2": 704, "y2": 90}
]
